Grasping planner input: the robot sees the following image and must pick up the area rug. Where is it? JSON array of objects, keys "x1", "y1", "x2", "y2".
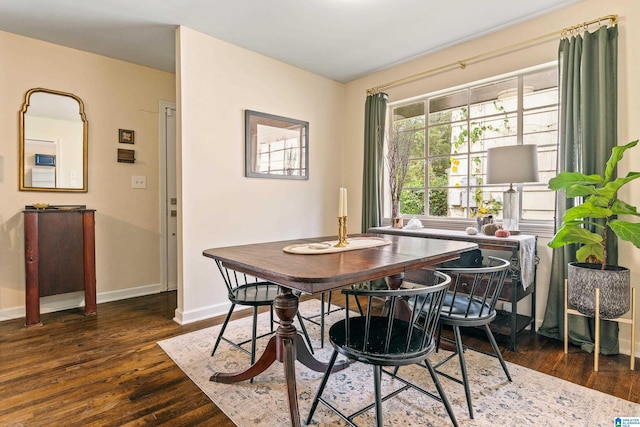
[{"x1": 158, "y1": 300, "x2": 640, "y2": 426}]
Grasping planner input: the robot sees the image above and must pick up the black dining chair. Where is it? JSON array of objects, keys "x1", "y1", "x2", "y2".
[
  {"x1": 431, "y1": 256, "x2": 512, "y2": 419},
  {"x1": 298, "y1": 289, "x2": 364, "y2": 348},
  {"x1": 306, "y1": 271, "x2": 459, "y2": 427},
  {"x1": 210, "y1": 260, "x2": 314, "y2": 380}
]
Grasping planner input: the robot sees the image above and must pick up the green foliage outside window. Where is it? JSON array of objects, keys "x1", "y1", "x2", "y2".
[{"x1": 396, "y1": 110, "x2": 452, "y2": 217}]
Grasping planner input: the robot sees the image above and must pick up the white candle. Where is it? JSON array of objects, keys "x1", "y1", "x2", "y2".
[
  {"x1": 338, "y1": 188, "x2": 344, "y2": 217},
  {"x1": 343, "y1": 188, "x2": 347, "y2": 217}
]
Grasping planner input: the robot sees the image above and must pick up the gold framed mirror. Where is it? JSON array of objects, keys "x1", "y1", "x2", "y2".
[{"x1": 19, "y1": 88, "x2": 88, "y2": 192}]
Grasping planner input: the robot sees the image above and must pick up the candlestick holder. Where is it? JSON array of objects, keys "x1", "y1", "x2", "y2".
[{"x1": 334, "y1": 216, "x2": 349, "y2": 247}]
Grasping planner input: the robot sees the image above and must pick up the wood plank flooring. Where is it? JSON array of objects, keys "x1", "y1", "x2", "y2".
[{"x1": 0, "y1": 291, "x2": 637, "y2": 426}]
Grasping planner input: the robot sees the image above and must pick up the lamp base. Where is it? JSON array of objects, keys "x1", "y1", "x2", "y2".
[{"x1": 502, "y1": 187, "x2": 519, "y2": 232}]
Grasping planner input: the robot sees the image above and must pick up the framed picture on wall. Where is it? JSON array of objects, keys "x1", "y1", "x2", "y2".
[{"x1": 119, "y1": 129, "x2": 135, "y2": 144}]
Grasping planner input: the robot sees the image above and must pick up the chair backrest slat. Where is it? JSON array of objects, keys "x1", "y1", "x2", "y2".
[
  {"x1": 216, "y1": 260, "x2": 234, "y2": 294},
  {"x1": 214, "y1": 260, "x2": 280, "y2": 303},
  {"x1": 339, "y1": 271, "x2": 451, "y2": 365},
  {"x1": 434, "y1": 256, "x2": 511, "y2": 321}
]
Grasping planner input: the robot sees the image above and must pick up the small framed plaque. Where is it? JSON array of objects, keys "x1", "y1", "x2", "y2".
[
  {"x1": 119, "y1": 129, "x2": 135, "y2": 144},
  {"x1": 117, "y1": 148, "x2": 135, "y2": 163}
]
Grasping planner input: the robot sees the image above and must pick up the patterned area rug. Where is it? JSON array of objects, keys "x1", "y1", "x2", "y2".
[{"x1": 159, "y1": 300, "x2": 639, "y2": 426}]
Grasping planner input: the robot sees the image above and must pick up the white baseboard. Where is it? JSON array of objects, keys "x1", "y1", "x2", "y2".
[
  {"x1": 0, "y1": 283, "x2": 164, "y2": 323},
  {"x1": 173, "y1": 301, "x2": 231, "y2": 325}
]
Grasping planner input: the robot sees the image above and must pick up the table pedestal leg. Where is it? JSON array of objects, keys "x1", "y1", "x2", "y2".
[
  {"x1": 382, "y1": 272, "x2": 413, "y2": 321},
  {"x1": 210, "y1": 287, "x2": 348, "y2": 427}
]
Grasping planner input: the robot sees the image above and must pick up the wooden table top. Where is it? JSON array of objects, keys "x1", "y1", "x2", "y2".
[{"x1": 203, "y1": 233, "x2": 478, "y2": 294}]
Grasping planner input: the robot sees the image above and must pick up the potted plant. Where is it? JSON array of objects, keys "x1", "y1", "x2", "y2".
[
  {"x1": 548, "y1": 140, "x2": 640, "y2": 318},
  {"x1": 386, "y1": 121, "x2": 416, "y2": 228}
]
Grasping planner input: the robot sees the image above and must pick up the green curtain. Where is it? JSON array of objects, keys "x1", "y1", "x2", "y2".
[
  {"x1": 538, "y1": 25, "x2": 619, "y2": 354},
  {"x1": 361, "y1": 92, "x2": 387, "y2": 232}
]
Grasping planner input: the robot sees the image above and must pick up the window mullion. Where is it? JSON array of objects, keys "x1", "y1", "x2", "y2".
[
  {"x1": 517, "y1": 76, "x2": 525, "y2": 221},
  {"x1": 465, "y1": 93, "x2": 472, "y2": 218}
]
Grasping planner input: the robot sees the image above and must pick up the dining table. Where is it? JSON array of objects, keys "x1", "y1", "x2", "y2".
[{"x1": 202, "y1": 232, "x2": 478, "y2": 427}]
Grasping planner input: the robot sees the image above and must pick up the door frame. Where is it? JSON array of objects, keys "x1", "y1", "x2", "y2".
[{"x1": 159, "y1": 100, "x2": 177, "y2": 291}]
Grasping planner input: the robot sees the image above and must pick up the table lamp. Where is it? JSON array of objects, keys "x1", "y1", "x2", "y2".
[{"x1": 486, "y1": 144, "x2": 539, "y2": 233}]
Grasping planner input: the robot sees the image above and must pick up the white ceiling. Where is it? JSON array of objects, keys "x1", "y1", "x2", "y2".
[{"x1": 0, "y1": 0, "x2": 582, "y2": 83}]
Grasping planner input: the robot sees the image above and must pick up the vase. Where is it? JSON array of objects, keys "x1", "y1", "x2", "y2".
[
  {"x1": 392, "y1": 217, "x2": 403, "y2": 229},
  {"x1": 567, "y1": 262, "x2": 631, "y2": 319},
  {"x1": 476, "y1": 215, "x2": 492, "y2": 231}
]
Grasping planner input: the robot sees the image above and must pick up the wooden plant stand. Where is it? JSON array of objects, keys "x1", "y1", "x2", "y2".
[{"x1": 564, "y1": 279, "x2": 636, "y2": 371}]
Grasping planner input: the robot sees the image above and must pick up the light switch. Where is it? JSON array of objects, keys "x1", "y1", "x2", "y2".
[{"x1": 132, "y1": 175, "x2": 147, "y2": 189}]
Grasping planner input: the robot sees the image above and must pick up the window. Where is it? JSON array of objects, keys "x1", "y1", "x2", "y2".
[{"x1": 387, "y1": 64, "x2": 558, "y2": 226}]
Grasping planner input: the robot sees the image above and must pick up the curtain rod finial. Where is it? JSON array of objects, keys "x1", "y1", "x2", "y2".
[{"x1": 366, "y1": 86, "x2": 383, "y2": 96}]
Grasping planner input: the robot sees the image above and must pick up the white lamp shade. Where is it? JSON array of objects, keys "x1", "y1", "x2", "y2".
[{"x1": 486, "y1": 145, "x2": 539, "y2": 184}]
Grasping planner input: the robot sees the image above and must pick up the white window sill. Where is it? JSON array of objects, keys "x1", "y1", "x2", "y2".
[{"x1": 382, "y1": 217, "x2": 555, "y2": 239}]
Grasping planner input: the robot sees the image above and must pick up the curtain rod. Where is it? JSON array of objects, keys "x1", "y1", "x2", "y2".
[{"x1": 366, "y1": 13, "x2": 618, "y2": 96}]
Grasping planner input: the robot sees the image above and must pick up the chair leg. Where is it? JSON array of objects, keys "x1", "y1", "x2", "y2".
[
  {"x1": 296, "y1": 312, "x2": 314, "y2": 355},
  {"x1": 373, "y1": 365, "x2": 383, "y2": 427},
  {"x1": 424, "y1": 358, "x2": 459, "y2": 427},
  {"x1": 319, "y1": 293, "x2": 326, "y2": 348},
  {"x1": 211, "y1": 303, "x2": 236, "y2": 357},
  {"x1": 306, "y1": 350, "x2": 339, "y2": 425},
  {"x1": 250, "y1": 307, "x2": 260, "y2": 363},
  {"x1": 483, "y1": 324, "x2": 512, "y2": 381},
  {"x1": 453, "y1": 325, "x2": 474, "y2": 419},
  {"x1": 435, "y1": 323, "x2": 443, "y2": 353},
  {"x1": 324, "y1": 291, "x2": 362, "y2": 346},
  {"x1": 248, "y1": 307, "x2": 260, "y2": 383}
]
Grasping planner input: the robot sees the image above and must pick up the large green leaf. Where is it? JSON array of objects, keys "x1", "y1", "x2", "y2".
[
  {"x1": 576, "y1": 243, "x2": 603, "y2": 263},
  {"x1": 610, "y1": 220, "x2": 640, "y2": 249},
  {"x1": 611, "y1": 199, "x2": 640, "y2": 217},
  {"x1": 565, "y1": 184, "x2": 597, "y2": 198},
  {"x1": 563, "y1": 203, "x2": 612, "y2": 222},
  {"x1": 587, "y1": 194, "x2": 611, "y2": 208},
  {"x1": 548, "y1": 172, "x2": 602, "y2": 191},
  {"x1": 595, "y1": 172, "x2": 640, "y2": 201},
  {"x1": 604, "y1": 140, "x2": 638, "y2": 183},
  {"x1": 548, "y1": 223, "x2": 602, "y2": 248}
]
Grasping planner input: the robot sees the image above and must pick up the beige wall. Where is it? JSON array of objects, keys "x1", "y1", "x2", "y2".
[
  {"x1": 344, "y1": 0, "x2": 640, "y2": 355},
  {"x1": 0, "y1": 30, "x2": 175, "y2": 319},
  {"x1": 175, "y1": 27, "x2": 345, "y2": 322}
]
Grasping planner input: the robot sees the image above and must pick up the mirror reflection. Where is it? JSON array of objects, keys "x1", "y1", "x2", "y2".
[
  {"x1": 245, "y1": 110, "x2": 308, "y2": 180},
  {"x1": 19, "y1": 88, "x2": 88, "y2": 192}
]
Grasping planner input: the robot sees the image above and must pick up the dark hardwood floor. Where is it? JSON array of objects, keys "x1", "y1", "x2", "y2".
[{"x1": 0, "y1": 291, "x2": 637, "y2": 426}]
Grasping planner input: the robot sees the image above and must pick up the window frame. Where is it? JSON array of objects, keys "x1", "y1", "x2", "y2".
[{"x1": 385, "y1": 62, "x2": 558, "y2": 236}]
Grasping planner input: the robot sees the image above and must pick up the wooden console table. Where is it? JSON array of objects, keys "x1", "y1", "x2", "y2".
[
  {"x1": 369, "y1": 226, "x2": 538, "y2": 351},
  {"x1": 23, "y1": 206, "x2": 97, "y2": 326}
]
